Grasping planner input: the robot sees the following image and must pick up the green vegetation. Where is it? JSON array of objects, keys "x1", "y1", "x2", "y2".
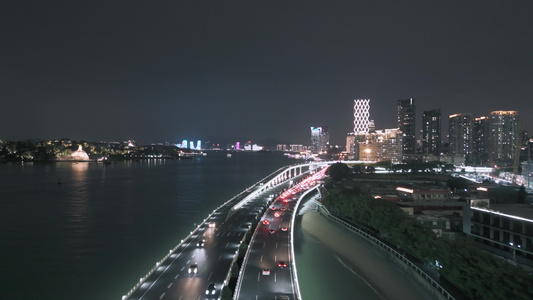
[
  {"x1": 0, "y1": 139, "x2": 196, "y2": 161},
  {"x1": 220, "y1": 286, "x2": 233, "y2": 300},
  {"x1": 327, "y1": 162, "x2": 351, "y2": 181},
  {"x1": 322, "y1": 185, "x2": 533, "y2": 299}
]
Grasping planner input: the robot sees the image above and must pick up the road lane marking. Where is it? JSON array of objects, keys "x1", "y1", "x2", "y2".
[
  {"x1": 219, "y1": 255, "x2": 222, "y2": 260},
  {"x1": 160, "y1": 292, "x2": 165, "y2": 299},
  {"x1": 276, "y1": 242, "x2": 278, "y2": 248},
  {"x1": 174, "y1": 274, "x2": 179, "y2": 279},
  {"x1": 187, "y1": 259, "x2": 190, "y2": 264},
  {"x1": 208, "y1": 272, "x2": 213, "y2": 280},
  {"x1": 167, "y1": 283, "x2": 173, "y2": 288},
  {"x1": 257, "y1": 272, "x2": 260, "y2": 281},
  {"x1": 192, "y1": 253, "x2": 195, "y2": 258},
  {"x1": 226, "y1": 242, "x2": 230, "y2": 248},
  {"x1": 180, "y1": 267, "x2": 184, "y2": 271},
  {"x1": 260, "y1": 255, "x2": 263, "y2": 262},
  {"x1": 274, "y1": 273, "x2": 277, "y2": 282},
  {"x1": 263, "y1": 242, "x2": 266, "y2": 248}
]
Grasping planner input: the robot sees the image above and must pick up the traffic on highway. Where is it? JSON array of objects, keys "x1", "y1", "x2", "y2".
[{"x1": 126, "y1": 167, "x2": 327, "y2": 300}]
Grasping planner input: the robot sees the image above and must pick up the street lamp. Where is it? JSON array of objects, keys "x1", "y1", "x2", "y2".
[{"x1": 510, "y1": 242, "x2": 521, "y2": 261}]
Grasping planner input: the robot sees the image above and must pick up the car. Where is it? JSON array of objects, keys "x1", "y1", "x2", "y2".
[
  {"x1": 262, "y1": 268, "x2": 270, "y2": 275},
  {"x1": 208, "y1": 222, "x2": 216, "y2": 228},
  {"x1": 262, "y1": 219, "x2": 270, "y2": 225},
  {"x1": 276, "y1": 295, "x2": 290, "y2": 300},
  {"x1": 280, "y1": 226, "x2": 288, "y2": 232},
  {"x1": 205, "y1": 283, "x2": 216, "y2": 296},
  {"x1": 280, "y1": 207, "x2": 287, "y2": 211},
  {"x1": 273, "y1": 212, "x2": 281, "y2": 217},
  {"x1": 269, "y1": 229, "x2": 276, "y2": 234},
  {"x1": 197, "y1": 239, "x2": 205, "y2": 247},
  {"x1": 278, "y1": 261, "x2": 287, "y2": 269},
  {"x1": 270, "y1": 206, "x2": 277, "y2": 210},
  {"x1": 188, "y1": 263, "x2": 198, "y2": 274}
]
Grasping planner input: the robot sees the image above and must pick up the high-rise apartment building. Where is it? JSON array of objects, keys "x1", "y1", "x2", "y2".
[
  {"x1": 398, "y1": 98, "x2": 416, "y2": 158},
  {"x1": 357, "y1": 128, "x2": 403, "y2": 163},
  {"x1": 348, "y1": 99, "x2": 371, "y2": 158},
  {"x1": 489, "y1": 111, "x2": 519, "y2": 164},
  {"x1": 422, "y1": 109, "x2": 441, "y2": 155},
  {"x1": 353, "y1": 99, "x2": 370, "y2": 134},
  {"x1": 449, "y1": 113, "x2": 473, "y2": 163},
  {"x1": 310, "y1": 126, "x2": 329, "y2": 153},
  {"x1": 473, "y1": 116, "x2": 490, "y2": 165}
]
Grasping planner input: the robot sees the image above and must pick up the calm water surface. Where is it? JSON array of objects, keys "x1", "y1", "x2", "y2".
[{"x1": 0, "y1": 152, "x2": 291, "y2": 300}]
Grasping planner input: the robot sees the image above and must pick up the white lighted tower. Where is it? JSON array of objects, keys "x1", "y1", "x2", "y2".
[{"x1": 354, "y1": 99, "x2": 370, "y2": 133}]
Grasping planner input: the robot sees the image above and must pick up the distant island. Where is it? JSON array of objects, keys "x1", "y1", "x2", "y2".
[{"x1": 0, "y1": 138, "x2": 201, "y2": 162}]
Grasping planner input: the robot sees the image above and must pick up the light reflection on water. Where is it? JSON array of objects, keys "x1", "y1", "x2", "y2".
[{"x1": 0, "y1": 152, "x2": 292, "y2": 300}]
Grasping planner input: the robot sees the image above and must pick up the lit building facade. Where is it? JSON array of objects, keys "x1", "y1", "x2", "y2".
[
  {"x1": 449, "y1": 113, "x2": 473, "y2": 164},
  {"x1": 276, "y1": 144, "x2": 287, "y2": 151},
  {"x1": 357, "y1": 128, "x2": 403, "y2": 163},
  {"x1": 290, "y1": 144, "x2": 306, "y2": 152},
  {"x1": 349, "y1": 99, "x2": 371, "y2": 159},
  {"x1": 489, "y1": 111, "x2": 519, "y2": 164},
  {"x1": 422, "y1": 109, "x2": 441, "y2": 156},
  {"x1": 398, "y1": 98, "x2": 416, "y2": 159},
  {"x1": 353, "y1": 99, "x2": 370, "y2": 134},
  {"x1": 473, "y1": 116, "x2": 490, "y2": 166},
  {"x1": 310, "y1": 126, "x2": 329, "y2": 153}
]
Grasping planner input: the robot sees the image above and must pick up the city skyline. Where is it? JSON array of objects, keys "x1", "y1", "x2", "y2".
[{"x1": 2, "y1": 1, "x2": 532, "y2": 145}]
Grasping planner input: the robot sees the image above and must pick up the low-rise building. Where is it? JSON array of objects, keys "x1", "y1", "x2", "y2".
[{"x1": 468, "y1": 203, "x2": 533, "y2": 260}]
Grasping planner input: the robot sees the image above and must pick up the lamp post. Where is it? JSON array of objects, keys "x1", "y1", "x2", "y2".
[{"x1": 510, "y1": 242, "x2": 521, "y2": 261}]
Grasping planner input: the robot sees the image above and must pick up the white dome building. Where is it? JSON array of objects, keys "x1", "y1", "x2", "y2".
[{"x1": 68, "y1": 145, "x2": 90, "y2": 161}]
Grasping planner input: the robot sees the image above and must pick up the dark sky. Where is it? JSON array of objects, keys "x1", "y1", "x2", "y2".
[{"x1": 2, "y1": 1, "x2": 532, "y2": 145}]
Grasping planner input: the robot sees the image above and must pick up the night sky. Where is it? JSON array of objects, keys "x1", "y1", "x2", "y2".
[{"x1": 2, "y1": 1, "x2": 532, "y2": 145}]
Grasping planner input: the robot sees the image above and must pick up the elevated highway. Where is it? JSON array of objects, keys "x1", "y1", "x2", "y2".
[{"x1": 122, "y1": 162, "x2": 331, "y2": 300}]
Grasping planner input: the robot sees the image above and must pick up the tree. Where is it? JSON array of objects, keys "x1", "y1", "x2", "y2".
[
  {"x1": 518, "y1": 185, "x2": 526, "y2": 204},
  {"x1": 220, "y1": 286, "x2": 233, "y2": 300},
  {"x1": 327, "y1": 162, "x2": 350, "y2": 181}
]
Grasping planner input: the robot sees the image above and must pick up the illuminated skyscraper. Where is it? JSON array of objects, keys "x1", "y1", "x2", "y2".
[
  {"x1": 310, "y1": 126, "x2": 329, "y2": 153},
  {"x1": 473, "y1": 116, "x2": 490, "y2": 165},
  {"x1": 353, "y1": 99, "x2": 370, "y2": 134},
  {"x1": 489, "y1": 111, "x2": 519, "y2": 164},
  {"x1": 449, "y1": 113, "x2": 473, "y2": 163},
  {"x1": 422, "y1": 109, "x2": 441, "y2": 155},
  {"x1": 397, "y1": 98, "x2": 416, "y2": 158}
]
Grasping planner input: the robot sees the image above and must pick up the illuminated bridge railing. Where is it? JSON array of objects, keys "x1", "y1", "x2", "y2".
[{"x1": 316, "y1": 202, "x2": 456, "y2": 300}]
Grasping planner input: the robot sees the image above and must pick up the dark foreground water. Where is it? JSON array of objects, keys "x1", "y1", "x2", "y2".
[{"x1": 0, "y1": 152, "x2": 292, "y2": 300}]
